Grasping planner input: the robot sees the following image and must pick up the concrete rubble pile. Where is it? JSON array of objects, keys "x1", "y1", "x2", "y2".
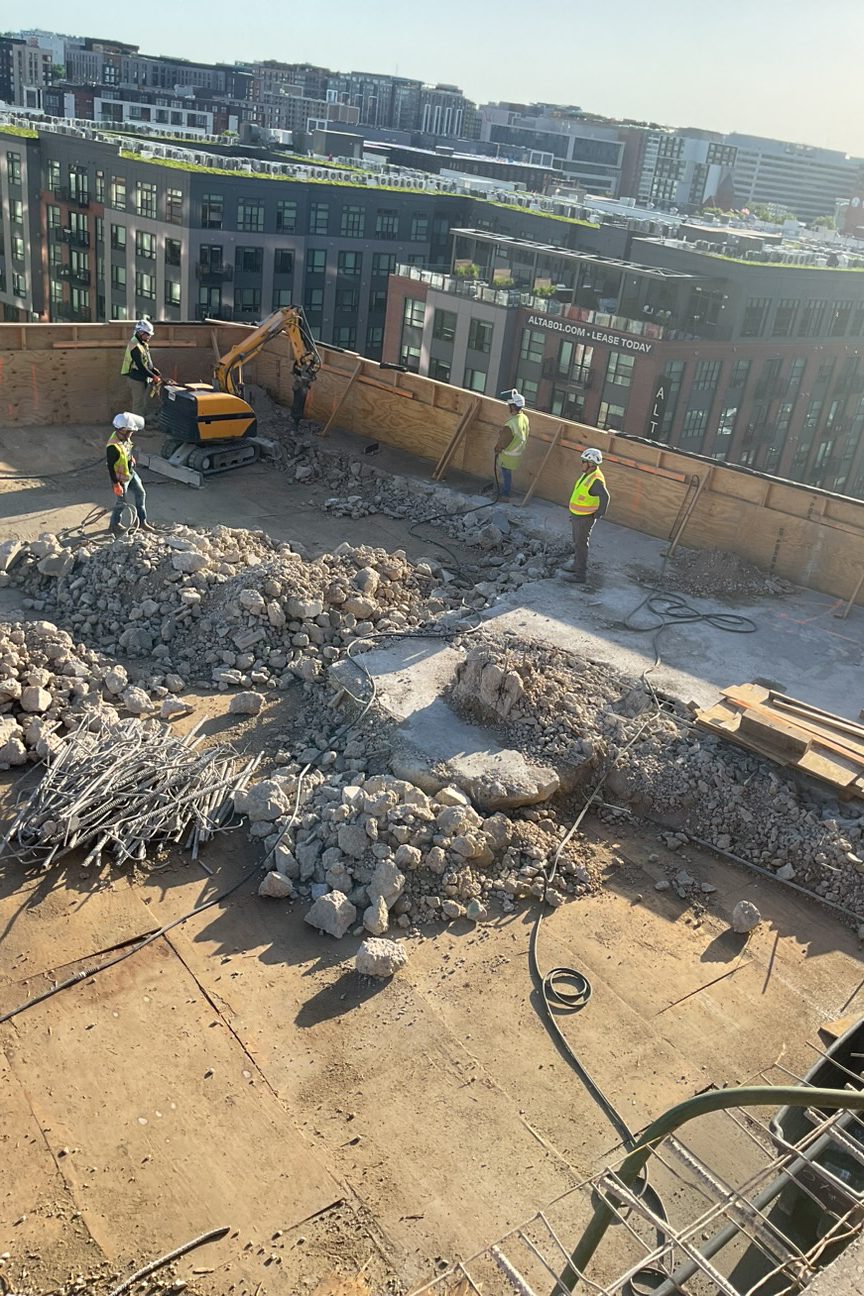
[
  {"x1": 0, "y1": 618, "x2": 173, "y2": 769},
  {"x1": 664, "y1": 544, "x2": 792, "y2": 599},
  {"x1": 246, "y1": 767, "x2": 596, "y2": 935},
  {"x1": 6, "y1": 526, "x2": 482, "y2": 691},
  {"x1": 449, "y1": 638, "x2": 864, "y2": 919}
]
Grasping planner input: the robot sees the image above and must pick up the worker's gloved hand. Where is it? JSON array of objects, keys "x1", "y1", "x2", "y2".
[{"x1": 112, "y1": 483, "x2": 123, "y2": 497}]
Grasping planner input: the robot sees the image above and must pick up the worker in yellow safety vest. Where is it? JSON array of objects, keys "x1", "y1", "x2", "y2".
[
  {"x1": 562, "y1": 447, "x2": 610, "y2": 583},
  {"x1": 107, "y1": 412, "x2": 154, "y2": 535},
  {"x1": 120, "y1": 318, "x2": 161, "y2": 424},
  {"x1": 493, "y1": 389, "x2": 529, "y2": 501}
]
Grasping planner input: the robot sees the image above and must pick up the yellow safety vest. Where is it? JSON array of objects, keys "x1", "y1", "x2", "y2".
[
  {"x1": 499, "y1": 410, "x2": 529, "y2": 469},
  {"x1": 120, "y1": 337, "x2": 151, "y2": 377},
  {"x1": 569, "y1": 467, "x2": 605, "y2": 515},
  {"x1": 107, "y1": 432, "x2": 132, "y2": 484}
]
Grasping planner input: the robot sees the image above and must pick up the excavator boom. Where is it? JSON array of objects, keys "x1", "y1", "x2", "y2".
[{"x1": 213, "y1": 307, "x2": 320, "y2": 396}]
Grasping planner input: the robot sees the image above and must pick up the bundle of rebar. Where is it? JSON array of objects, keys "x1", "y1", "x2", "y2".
[{"x1": 0, "y1": 715, "x2": 261, "y2": 870}]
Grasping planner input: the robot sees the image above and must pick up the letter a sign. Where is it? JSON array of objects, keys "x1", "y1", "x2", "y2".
[{"x1": 646, "y1": 377, "x2": 667, "y2": 440}]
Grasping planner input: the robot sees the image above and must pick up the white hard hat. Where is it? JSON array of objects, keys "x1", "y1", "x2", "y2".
[
  {"x1": 505, "y1": 388, "x2": 525, "y2": 408},
  {"x1": 581, "y1": 447, "x2": 603, "y2": 465},
  {"x1": 113, "y1": 411, "x2": 145, "y2": 432},
  {"x1": 135, "y1": 318, "x2": 154, "y2": 336}
]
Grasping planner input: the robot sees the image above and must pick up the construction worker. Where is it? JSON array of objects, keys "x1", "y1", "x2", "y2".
[
  {"x1": 563, "y1": 448, "x2": 610, "y2": 583},
  {"x1": 120, "y1": 318, "x2": 161, "y2": 424},
  {"x1": 107, "y1": 412, "x2": 153, "y2": 534},
  {"x1": 493, "y1": 389, "x2": 529, "y2": 501}
]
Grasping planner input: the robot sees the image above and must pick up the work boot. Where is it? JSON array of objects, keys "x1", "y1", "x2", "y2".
[
  {"x1": 138, "y1": 522, "x2": 157, "y2": 533},
  {"x1": 560, "y1": 558, "x2": 579, "y2": 573}
]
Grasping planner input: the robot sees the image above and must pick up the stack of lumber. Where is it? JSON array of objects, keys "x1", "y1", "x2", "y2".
[{"x1": 695, "y1": 683, "x2": 864, "y2": 800}]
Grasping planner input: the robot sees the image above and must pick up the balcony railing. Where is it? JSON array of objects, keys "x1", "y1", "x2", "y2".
[
  {"x1": 59, "y1": 228, "x2": 90, "y2": 248},
  {"x1": 195, "y1": 263, "x2": 234, "y2": 281},
  {"x1": 54, "y1": 186, "x2": 90, "y2": 208},
  {"x1": 195, "y1": 304, "x2": 234, "y2": 321},
  {"x1": 543, "y1": 357, "x2": 593, "y2": 387}
]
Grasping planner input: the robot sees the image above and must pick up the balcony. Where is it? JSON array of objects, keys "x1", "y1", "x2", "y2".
[
  {"x1": 59, "y1": 228, "x2": 90, "y2": 249},
  {"x1": 195, "y1": 304, "x2": 234, "y2": 321},
  {"x1": 54, "y1": 186, "x2": 90, "y2": 208},
  {"x1": 542, "y1": 357, "x2": 593, "y2": 388},
  {"x1": 56, "y1": 267, "x2": 91, "y2": 288},
  {"x1": 195, "y1": 263, "x2": 233, "y2": 282}
]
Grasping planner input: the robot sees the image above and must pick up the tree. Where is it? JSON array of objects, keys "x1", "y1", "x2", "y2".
[{"x1": 811, "y1": 214, "x2": 836, "y2": 230}]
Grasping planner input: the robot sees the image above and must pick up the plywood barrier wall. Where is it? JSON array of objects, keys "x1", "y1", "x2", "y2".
[{"x1": 2, "y1": 324, "x2": 863, "y2": 606}]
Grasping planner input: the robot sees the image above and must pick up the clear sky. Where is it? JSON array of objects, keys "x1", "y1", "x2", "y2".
[{"x1": 19, "y1": 0, "x2": 864, "y2": 155}]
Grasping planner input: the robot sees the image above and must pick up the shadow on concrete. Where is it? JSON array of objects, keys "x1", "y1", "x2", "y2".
[
  {"x1": 699, "y1": 928, "x2": 750, "y2": 964},
  {"x1": 294, "y1": 967, "x2": 388, "y2": 1027}
]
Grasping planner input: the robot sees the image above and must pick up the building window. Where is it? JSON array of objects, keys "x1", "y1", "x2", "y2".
[
  {"x1": 12, "y1": 272, "x2": 26, "y2": 298},
  {"x1": 817, "y1": 358, "x2": 835, "y2": 384},
  {"x1": 403, "y1": 297, "x2": 425, "y2": 328},
  {"x1": 597, "y1": 401, "x2": 625, "y2": 431},
  {"x1": 370, "y1": 289, "x2": 387, "y2": 312},
  {"x1": 430, "y1": 358, "x2": 451, "y2": 381},
  {"x1": 11, "y1": 200, "x2": 23, "y2": 225},
  {"x1": 375, "y1": 209, "x2": 399, "y2": 238},
  {"x1": 558, "y1": 340, "x2": 593, "y2": 380},
  {"x1": 94, "y1": 171, "x2": 105, "y2": 204},
  {"x1": 400, "y1": 344, "x2": 421, "y2": 371},
  {"x1": 50, "y1": 280, "x2": 63, "y2": 306},
  {"x1": 135, "y1": 181, "x2": 157, "y2": 219},
  {"x1": 110, "y1": 176, "x2": 127, "y2": 210},
  {"x1": 237, "y1": 199, "x2": 264, "y2": 233},
  {"x1": 803, "y1": 398, "x2": 823, "y2": 434},
  {"x1": 237, "y1": 286, "x2": 261, "y2": 314},
  {"x1": 467, "y1": 318, "x2": 493, "y2": 353},
  {"x1": 306, "y1": 249, "x2": 326, "y2": 274},
  {"x1": 274, "y1": 248, "x2": 294, "y2": 275},
  {"x1": 236, "y1": 245, "x2": 263, "y2": 273},
  {"x1": 828, "y1": 302, "x2": 853, "y2": 337},
  {"x1": 135, "y1": 230, "x2": 156, "y2": 260},
  {"x1": 111, "y1": 223, "x2": 126, "y2": 251},
  {"x1": 464, "y1": 367, "x2": 487, "y2": 393},
  {"x1": 135, "y1": 270, "x2": 155, "y2": 300},
  {"x1": 772, "y1": 298, "x2": 798, "y2": 337},
  {"x1": 337, "y1": 250, "x2": 362, "y2": 276},
  {"x1": 165, "y1": 237, "x2": 181, "y2": 266},
  {"x1": 309, "y1": 202, "x2": 329, "y2": 235},
  {"x1": 11, "y1": 235, "x2": 25, "y2": 261},
  {"x1": 728, "y1": 359, "x2": 751, "y2": 389},
  {"x1": 693, "y1": 359, "x2": 722, "y2": 392},
  {"x1": 276, "y1": 201, "x2": 297, "y2": 233},
  {"x1": 165, "y1": 279, "x2": 181, "y2": 306},
  {"x1": 372, "y1": 253, "x2": 396, "y2": 277},
  {"x1": 201, "y1": 193, "x2": 223, "y2": 229},
  {"x1": 305, "y1": 286, "x2": 324, "y2": 313},
  {"x1": 340, "y1": 205, "x2": 365, "y2": 238},
  {"x1": 681, "y1": 407, "x2": 708, "y2": 441},
  {"x1": 273, "y1": 288, "x2": 294, "y2": 308},
  {"x1": 521, "y1": 379, "x2": 539, "y2": 404},
  {"x1": 410, "y1": 215, "x2": 429, "y2": 241},
  {"x1": 433, "y1": 309, "x2": 457, "y2": 342},
  {"x1": 366, "y1": 325, "x2": 384, "y2": 353},
  {"x1": 605, "y1": 351, "x2": 635, "y2": 388},
  {"x1": 199, "y1": 245, "x2": 225, "y2": 273},
  {"x1": 166, "y1": 187, "x2": 183, "y2": 224},
  {"x1": 48, "y1": 160, "x2": 61, "y2": 191},
  {"x1": 111, "y1": 264, "x2": 126, "y2": 290},
  {"x1": 7, "y1": 151, "x2": 22, "y2": 185},
  {"x1": 47, "y1": 204, "x2": 61, "y2": 230},
  {"x1": 335, "y1": 288, "x2": 359, "y2": 311},
  {"x1": 797, "y1": 299, "x2": 828, "y2": 338},
  {"x1": 70, "y1": 287, "x2": 90, "y2": 316},
  {"x1": 550, "y1": 388, "x2": 585, "y2": 422},
  {"x1": 95, "y1": 217, "x2": 104, "y2": 245},
  {"x1": 742, "y1": 297, "x2": 770, "y2": 338},
  {"x1": 519, "y1": 327, "x2": 545, "y2": 364},
  {"x1": 333, "y1": 325, "x2": 356, "y2": 348}
]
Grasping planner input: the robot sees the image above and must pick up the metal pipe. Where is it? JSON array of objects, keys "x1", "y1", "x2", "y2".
[{"x1": 555, "y1": 1085, "x2": 864, "y2": 1294}]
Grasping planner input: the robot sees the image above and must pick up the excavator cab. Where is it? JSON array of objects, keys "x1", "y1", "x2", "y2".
[{"x1": 158, "y1": 307, "x2": 319, "y2": 476}]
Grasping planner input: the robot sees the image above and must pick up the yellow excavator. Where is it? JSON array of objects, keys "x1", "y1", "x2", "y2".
[{"x1": 156, "y1": 306, "x2": 320, "y2": 477}]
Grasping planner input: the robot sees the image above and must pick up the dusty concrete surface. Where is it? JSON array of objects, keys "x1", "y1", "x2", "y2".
[{"x1": 1, "y1": 419, "x2": 864, "y2": 1294}]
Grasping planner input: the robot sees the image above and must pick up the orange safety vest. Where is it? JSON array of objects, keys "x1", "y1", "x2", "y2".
[{"x1": 569, "y1": 467, "x2": 605, "y2": 515}]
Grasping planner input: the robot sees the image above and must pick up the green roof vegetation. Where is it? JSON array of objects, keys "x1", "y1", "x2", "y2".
[
  {"x1": 701, "y1": 250, "x2": 864, "y2": 271},
  {"x1": 0, "y1": 124, "x2": 38, "y2": 139},
  {"x1": 487, "y1": 198, "x2": 599, "y2": 229}
]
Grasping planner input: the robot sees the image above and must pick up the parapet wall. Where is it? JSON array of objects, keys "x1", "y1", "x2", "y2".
[{"x1": 1, "y1": 322, "x2": 863, "y2": 607}]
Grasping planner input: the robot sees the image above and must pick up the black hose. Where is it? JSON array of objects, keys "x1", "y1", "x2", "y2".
[{"x1": 622, "y1": 590, "x2": 757, "y2": 676}]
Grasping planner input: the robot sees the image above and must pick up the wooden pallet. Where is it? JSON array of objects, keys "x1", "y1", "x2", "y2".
[{"x1": 695, "y1": 683, "x2": 864, "y2": 799}]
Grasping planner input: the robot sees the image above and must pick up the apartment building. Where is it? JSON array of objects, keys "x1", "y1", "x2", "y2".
[
  {"x1": 384, "y1": 228, "x2": 864, "y2": 498},
  {"x1": 478, "y1": 103, "x2": 624, "y2": 195},
  {"x1": 618, "y1": 127, "x2": 737, "y2": 211},
  {"x1": 0, "y1": 36, "x2": 54, "y2": 109}
]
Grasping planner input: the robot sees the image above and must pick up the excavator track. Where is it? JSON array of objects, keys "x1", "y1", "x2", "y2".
[{"x1": 186, "y1": 442, "x2": 260, "y2": 474}]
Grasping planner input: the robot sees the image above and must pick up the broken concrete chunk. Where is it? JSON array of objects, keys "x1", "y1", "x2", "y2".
[
  {"x1": 363, "y1": 895, "x2": 389, "y2": 935},
  {"x1": 228, "y1": 690, "x2": 263, "y2": 716},
  {"x1": 234, "y1": 779, "x2": 292, "y2": 823},
  {"x1": 0, "y1": 539, "x2": 23, "y2": 572},
  {"x1": 368, "y1": 858, "x2": 405, "y2": 909},
  {"x1": 121, "y1": 686, "x2": 152, "y2": 715},
  {"x1": 160, "y1": 697, "x2": 191, "y2": 721},
  {"x1": 20, "y1": 685, "x2": 52, "y2": 713},
  {"x1": 258, "y1": 870, "x2": 295, "y2": 899},
  {"x1": 731, "y1": 899, "x2": 761, "y2": 933},
  {"x1": 355, "y1": 937, "x2": 407, "y2": 978},
  {"x1": 171, "y1": 550, "x2": 208, "y2": 573},
  {"x1": 103, "y1": 665, "x2": 129, "y2": 696},
  {"x1": 305, "y1": 890, "x2": 356, "y2": 939}
]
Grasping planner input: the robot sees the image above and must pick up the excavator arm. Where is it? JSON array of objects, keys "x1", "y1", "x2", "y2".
[{"x1": 212, "y1": 307, "x2": 320, "y2": 397}]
